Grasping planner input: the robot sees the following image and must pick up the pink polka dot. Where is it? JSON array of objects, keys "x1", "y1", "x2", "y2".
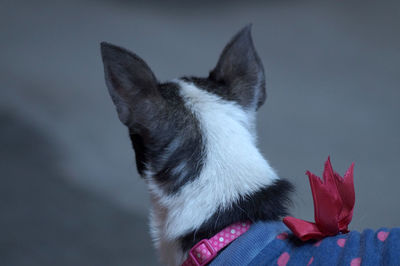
[
  {"x1": 350, "y1": 257, "x2": 361, "y2": 266},
  {"x1": 313, "y1": 240, "x2": 322, "y2": 247},
  {"x1": 377, "y1": 231, "x2": 389, "y2": 242},
  {"x1": 307, "y1": 256, "x2": 314, "y2": 266},
  {"x1": 337, "y1": 238, "x2": 346, "y2": 248},
  {"x1": 277, "y1": 252, "x2": 290, "y2": 266},
  {"x1": 277, "y1": 232, "x2": 289, "y2": 240}
]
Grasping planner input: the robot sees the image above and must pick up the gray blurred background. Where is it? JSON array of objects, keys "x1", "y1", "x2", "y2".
[{"x1": 1, "y1": 0, "x2": 399, "y2": 265}]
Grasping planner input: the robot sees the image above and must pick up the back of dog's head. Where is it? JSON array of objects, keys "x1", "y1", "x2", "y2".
[{"x1": 100, "y1": 25, "x2": 268, "y2": 195}]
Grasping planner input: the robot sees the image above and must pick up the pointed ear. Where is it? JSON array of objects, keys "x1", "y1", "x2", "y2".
[
  {"x1": 100, "y1": 42, "x2": 163, "y2": 128},
  {"x1": 209, "y1": 25, "x2": 266, "y2": 110}
]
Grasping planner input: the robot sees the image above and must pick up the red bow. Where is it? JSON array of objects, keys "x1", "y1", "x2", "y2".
[{"x1": 283, "y1": 157, "x2": 355, "y2": 241}]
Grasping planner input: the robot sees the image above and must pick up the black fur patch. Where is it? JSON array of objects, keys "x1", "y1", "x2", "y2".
[
  {"x1": 129, "y1": 82, "x2": 205, "y2": 194},
  {"x1": 179, "y1": 179, "x2": 294, "y2": 251},
  {"x1": 182, "y1": 74, "x2": 265, "y2": 112},
  {"x1": 181, "y1": 76, "x2": 233, "y2": 103}
]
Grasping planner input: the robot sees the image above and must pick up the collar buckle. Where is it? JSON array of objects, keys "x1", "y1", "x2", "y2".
[{"x1": 188, "y1": 239, "x2": 217, "y2": 266}]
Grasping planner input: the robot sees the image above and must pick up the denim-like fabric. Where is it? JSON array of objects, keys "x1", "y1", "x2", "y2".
[{"x1": 210, "y1": 221, "x2": 400, "y2": 266}]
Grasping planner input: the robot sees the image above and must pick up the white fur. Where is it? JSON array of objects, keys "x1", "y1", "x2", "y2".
[{"x1": 146, "y1": 80, "x2": 279, "y2": 265}]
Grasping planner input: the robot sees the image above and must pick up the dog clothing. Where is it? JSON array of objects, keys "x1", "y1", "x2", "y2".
[{"x1": 210, "y1": 221, "x2": 400, "y2": 266}]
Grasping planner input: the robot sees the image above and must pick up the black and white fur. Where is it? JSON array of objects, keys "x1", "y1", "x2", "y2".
[{"x1": 101, "y1": 25, "x2": 293, "y2": 266}]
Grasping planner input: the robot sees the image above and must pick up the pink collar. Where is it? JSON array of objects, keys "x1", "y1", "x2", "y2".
[{"x1": 182, "y1": 221, "x2": 251, "y2": 266}]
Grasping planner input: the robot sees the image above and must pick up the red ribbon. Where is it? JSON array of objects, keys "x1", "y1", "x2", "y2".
[{"x1": 283, "y1": 157, "x2": 355, "y2": 241}]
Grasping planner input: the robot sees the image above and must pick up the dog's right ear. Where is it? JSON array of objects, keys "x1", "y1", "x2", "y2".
[{"x1": 100, "y1": 42, "x2": 163, "y2": 129}]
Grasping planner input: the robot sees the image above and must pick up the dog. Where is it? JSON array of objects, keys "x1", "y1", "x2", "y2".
[{"x1": 100, "y1": 26, "x2": 399, "y2": 266}]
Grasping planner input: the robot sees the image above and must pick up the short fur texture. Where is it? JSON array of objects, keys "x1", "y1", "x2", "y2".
[{"x1": 101, "y1": 25, "x2": 293, "y2": 266}]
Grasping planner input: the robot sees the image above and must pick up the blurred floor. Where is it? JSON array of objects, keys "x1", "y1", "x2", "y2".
[
  {"x1": 0, "y1": 111, "x2": 157, "y2": 265},
  {"x1": 0, "y1": 0, "x2": 399, "y2": 264}
]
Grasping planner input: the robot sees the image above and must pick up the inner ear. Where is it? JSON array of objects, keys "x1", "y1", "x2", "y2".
[{"x1": 209, "y1": 25, "x2": 266, "y2": 110}]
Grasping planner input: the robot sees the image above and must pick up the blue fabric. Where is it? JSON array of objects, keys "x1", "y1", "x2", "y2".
[{"x1": 210, "y1": 221, "x2": 400, "y2": 266}]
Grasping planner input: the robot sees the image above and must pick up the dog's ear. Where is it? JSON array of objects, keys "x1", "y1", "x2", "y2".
[
  {"x1": 209, "y1": 25, "x2": 266, "y2": 110},
  {"x1": 100, "y1": 42, "x2": 164, "y2": 130}
]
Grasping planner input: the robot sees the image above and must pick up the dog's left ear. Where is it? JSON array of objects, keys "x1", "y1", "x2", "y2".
[{"x1": 209, "y1": 25, "x2": 266, "y2": 110}]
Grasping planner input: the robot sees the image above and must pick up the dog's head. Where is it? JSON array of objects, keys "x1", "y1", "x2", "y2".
[{"x1": 101, "y1": 25, "x2": 269, "y2": 193}]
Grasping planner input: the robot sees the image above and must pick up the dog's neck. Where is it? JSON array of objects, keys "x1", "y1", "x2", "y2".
[
  {"x1": 144, "y1": 81, "x2": 293, "y2": 266},
  {"x1": 147, "y1": 176, "x2": 292, "y2": 266}
]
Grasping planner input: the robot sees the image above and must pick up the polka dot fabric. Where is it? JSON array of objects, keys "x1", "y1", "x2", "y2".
[
  {"x1": 206, "y1": 221, "x2": 400, "y2": 266},
  {"x1": 272, "y1": 228, "x2": 398, "y2": 266},
  {"x1": 182, "y1": 221, "x2": 251, "y2": 266}
]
